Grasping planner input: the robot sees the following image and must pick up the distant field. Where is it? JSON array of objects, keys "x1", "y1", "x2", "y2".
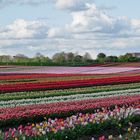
[
  {"x1": 87, "y1": 62, "x2": 140, "y2": 67},
  {"x1": 1, "y1": 64, "x2": 140, "y2": 74}
]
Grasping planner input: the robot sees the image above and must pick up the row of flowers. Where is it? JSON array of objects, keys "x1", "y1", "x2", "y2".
[
  {"x1": 0, "y1": 66, "x2": 13, "y2": 69},
  {"x1": 0, "y1": 88, "x2": 140, "y2": 108},
  {"x1": 0, "y1": 75, "x2": 106, "y2": 85},
  {"x1": 1, "y1": 65, "x2": 138, "y2": 74},
  {"x1": 0, "y1": 104, "x2": 139, "y2": 140},
  {"x1": 0, "y1": 73, "x2": 98, "y2": 80},
  {"x1": 0, "y1": 73, "x2": 97, "y2": 80},
  {"x1": 1, "y1": 75, "x2": 140, "y2": 92},
  {"x1": 1, "y1": 82, "x2": 140, "y2": 101},
  {"x1": 0, "y1": 95, "x2": 139, "y2": 127}
]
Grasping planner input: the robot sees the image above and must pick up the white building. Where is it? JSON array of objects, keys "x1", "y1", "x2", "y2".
[{"x1": 131, "y1": 53, "x2": 140, "y2": 58}]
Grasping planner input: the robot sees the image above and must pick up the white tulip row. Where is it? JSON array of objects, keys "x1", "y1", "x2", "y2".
[{"x1": 0, "y1": 88, "x2": 140, "y2": 108}]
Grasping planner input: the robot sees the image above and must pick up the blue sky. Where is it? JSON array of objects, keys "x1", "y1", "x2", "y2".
[
  {"x1": 0, "y1": 0, "x2": 140, "y2": 58},
  {"x1": 95, "y1": 0, "x2": 140, "y2": 18}
]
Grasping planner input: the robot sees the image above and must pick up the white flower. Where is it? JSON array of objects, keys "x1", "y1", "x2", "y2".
[
  {"x1": 42, "y1": 131, "x2": 46, "y2": 135},
  {"x1": 119, "y1": 134, "x2": 122, "y2": 138}
]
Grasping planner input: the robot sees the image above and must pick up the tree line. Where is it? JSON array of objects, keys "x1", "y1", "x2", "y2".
[{"x1": 0, "y1": 52, "x2": 139, "y2": 66}]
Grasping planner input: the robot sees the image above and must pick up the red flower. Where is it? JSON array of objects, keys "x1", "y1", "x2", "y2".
[{"x1": 99, "y1": 136, "x2": 105, "y2": 140}]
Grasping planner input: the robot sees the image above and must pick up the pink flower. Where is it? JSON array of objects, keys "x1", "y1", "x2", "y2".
[{"x1": 99, "y1": 136, "x2": 105, "y2": 140}]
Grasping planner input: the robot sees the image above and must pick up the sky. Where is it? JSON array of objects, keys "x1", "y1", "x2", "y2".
[{"x1": 0, "y1": 0, "x2": 140, "y2": 58}]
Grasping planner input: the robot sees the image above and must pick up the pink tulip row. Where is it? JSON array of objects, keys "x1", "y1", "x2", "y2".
[
  {"x1": 1, "y1": 66, "x2": 140, "y2": 74},
  {"x1": 0, "y1": 94, "x2": 139, "y2": 122}
]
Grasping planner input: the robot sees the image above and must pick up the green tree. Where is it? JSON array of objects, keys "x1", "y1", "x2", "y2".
[
  {"x1": 118, "y1": 53, "x2": 138, "y2": 62},
  {"x1": 97, "y1": 53, "x2": 106, "y2": 63},
  {"x1": 66, "y1": 52, "x2": 75, "y2": 64},
  {"x1": 73, "y1": 55, "x2": 84, "y2": 65},
  {"x1": 52, "y1": 52, "x2": 66, "y2": 64},
  {"x1": 105, "y1": 56, "x2": 118, "y2": 62}
]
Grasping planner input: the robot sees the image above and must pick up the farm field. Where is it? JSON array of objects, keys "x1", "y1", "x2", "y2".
[{"x1": 0, "y1": 64, "x2": 140, "y2": 140}]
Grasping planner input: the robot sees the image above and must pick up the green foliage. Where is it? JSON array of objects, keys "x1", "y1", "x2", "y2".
[
  {"x1": 118, "y1": 53, "x2": 139, "y2": 62},
  {"x1": 105, "y1": 56, "x2": 118, "y2": 62},
  {"x1": 0, "y1": 52, "x2": 139, "y2": 66},
  {"x1": 0, "y1": 52, "x2": 94, "y2": 66},
  {"x1": 97, "y1": 53, "x2": 106, "y2": 63},
  {"x1": 1, "y1": 115, "x2": 139, "y2": 140},
  {"x1": 1, "y1": 82, "x2": 140, "y2": 101}
]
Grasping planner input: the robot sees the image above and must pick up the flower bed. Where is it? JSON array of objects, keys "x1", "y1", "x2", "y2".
[
  {"x1": 0, "y1": 95, "x2": 139, "y2": 127},
  {"x1": 0, "y1": 66, "x2": 140, "y2": 139},
  {"x1": 1, "y1": 75, "x2": 140, "y2": 93},
  {"x1": 0, "y1": 105, "x2": 139, "y2": 140},
  {"x1": 0, "y1": 88, "x2": 140, "y2": 108},
  {"x1": 0, "y1": 82, "x2": 140, "y2": 101},
  {"x1": 0, "y1": 73, "x2": 97, "y2": 80}
]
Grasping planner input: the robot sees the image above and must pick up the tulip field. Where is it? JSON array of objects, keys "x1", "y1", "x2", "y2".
[{"x1": 0, "y1": 65, "x2": 140, "y2": 140}]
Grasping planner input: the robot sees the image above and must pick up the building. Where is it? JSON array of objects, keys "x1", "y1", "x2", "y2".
[{"x1": 131, "y1": 53, "x2": 140, "y2": 58}]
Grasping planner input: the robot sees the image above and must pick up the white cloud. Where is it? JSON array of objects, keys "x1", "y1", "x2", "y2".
[
  {"x1": 0, "y1": 19, "x2": 48, "y2": 39},
  {"x1": 67, "y1": 4, "x2": 131, "y2": 35},
  {"x1": 0, "y1": 0, "x2": 91, "y2": 10},
  {"x1": 48, "y1": 27, "x2": 64, "y2": 38},
  {"x1": 0, "y1": 19, "x2": 49, "y2": 56},
  {"x1": 131, "y1": 19, "x2": 140, "y2": 26},
  {"x1": 48, "y1": 3, "x2": 140, "y2": 40},
  {"x1": 47, "y1": 2, "x2": 140, "y2": 57},
  {"x1": 54, "y1": 0, "x2": 91, "y2": 11}
]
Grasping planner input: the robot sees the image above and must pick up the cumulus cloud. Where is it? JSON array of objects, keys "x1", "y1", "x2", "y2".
[
  {"x1": 46, "y1": 1, "x2": 140, "y2": 57},
  {"x1": 0, "y1": 19, "x2": 49, "y2": 56},
  {"x1": 48, "y1": 3, "x2": 140, "y2": 40},
  {"x1": 0, "y1": 19, "x2": 48, "y2": 39},
  {"x1": 0, "y1": 0, "x2": 93, "y2": 11},
  {"x1": 54, "y1": 0, "x2": 92, "y2": 11}
]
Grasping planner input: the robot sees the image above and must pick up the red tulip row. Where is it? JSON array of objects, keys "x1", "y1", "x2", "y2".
[
  {"x1": 0, "y1": 73, "x2": 95, "y2": 80},
  {"x1": 0, "y1": 66, "x2": 13, "y2": 69},
  {"x1": 0, "y1": 94, "x2": 139, "y2": 121},
  {"x1": 1, "y1": 75, "x2": 140, "y2": 92}
]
